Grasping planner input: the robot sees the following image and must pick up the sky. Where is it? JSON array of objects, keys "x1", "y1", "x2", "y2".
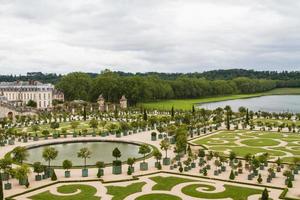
[{"x1": 0, "y1": 0, "x2": 300, "y2": 75}]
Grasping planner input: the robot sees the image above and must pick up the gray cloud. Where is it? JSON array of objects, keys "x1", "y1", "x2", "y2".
[{"x1": 0, "y1": 0, "x2": 300, "y2": 74}]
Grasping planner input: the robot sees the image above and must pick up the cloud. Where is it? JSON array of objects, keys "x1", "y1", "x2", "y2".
[{"x1": 0, "y1": 0, "x2": 300, "y2": 74}]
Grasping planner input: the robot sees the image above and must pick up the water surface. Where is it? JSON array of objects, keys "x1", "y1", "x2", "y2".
[
  {"x1": 199, "y1": 95, "x2": 300, "y2": 113},
  {"x1": 27, "y1": 141, "x2": 142, "y2": 167}
]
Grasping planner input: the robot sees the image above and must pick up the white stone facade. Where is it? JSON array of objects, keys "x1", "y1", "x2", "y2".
[{"x1": 0, "y1": 81, "x2": 55, "y2": 109}]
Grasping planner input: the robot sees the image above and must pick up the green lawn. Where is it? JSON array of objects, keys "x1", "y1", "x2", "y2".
[
  {"x1": 181, "y1": 184, "x2": 262, "y2": 200},
  {"x1": 150, "y1": 176, "x2": 198, "y2": 191},
  {"x1": 106, "y1": 182, "x2": 146, "y2": 200},
  {"x1": 193, "y1": 130, "x2": 300, "y2": 161},
  {"x1": 135, "y1": 193, "x2": 182, "y2": 200},
  {"x1": 139, "y1": 87, "x2": 300, "y2": 110},
  {"x1": 29, "y1": 184, "x2": 100, "y2": 200}
]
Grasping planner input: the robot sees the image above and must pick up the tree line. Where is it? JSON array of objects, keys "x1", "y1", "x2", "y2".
[{"x1": 56, "y1": 71, "x2": 282, "y2": 105}]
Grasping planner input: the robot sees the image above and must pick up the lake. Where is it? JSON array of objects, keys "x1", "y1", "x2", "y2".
[{"x1": 198, "y1": 95, "x2": 300, "y2": 113}]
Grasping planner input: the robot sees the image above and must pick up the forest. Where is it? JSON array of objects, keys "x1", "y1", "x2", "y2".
[
  {"x1": 1, "y1": 69, "x2": 300, "y2": 105},
  {"x1": 55, "y1": 70, "x2": 300, "y2": 105}
]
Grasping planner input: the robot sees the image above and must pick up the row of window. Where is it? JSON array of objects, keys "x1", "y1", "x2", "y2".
[{"x1": 5, "y1": 92, "x2": 51, "y2": 101}]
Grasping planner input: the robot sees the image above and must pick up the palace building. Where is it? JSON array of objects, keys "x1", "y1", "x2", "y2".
[{"x1": 0, "y1": 80, "x2": 63, "y2": 109}]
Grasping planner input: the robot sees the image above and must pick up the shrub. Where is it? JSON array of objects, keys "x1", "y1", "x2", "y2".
[
  {"x1": 229, "y1": 170, "x2": 235, "y2": 180},
  {"x1": 287, "y1": 178, "x2": 293, "y2": 188},
  {"x1": 96, "y1": 161, "x2": 105, "y2": 169},
  {"x1": 257, "y1": 174, "x2": 263, "y2": 184},
  {"x1": 261, "y1": 188, "x2": 269, "y2": 200},
  {"x1": 127, "y1": 166, "x2": 132, "y2": 175},
  {"x1": 51, "y1": 170, "x2": 57, "y2": 181},
  {"x1": 179, "y1": 166, "x2": 183, "y2": 173}
]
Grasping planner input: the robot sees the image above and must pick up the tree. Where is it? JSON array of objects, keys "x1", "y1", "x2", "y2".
[
  {"x1": 138, "y1": 144, "x2": 151, "y2": 163},
  {"x1": 26, "y1": 100, "x2": 37, "y2": 108},
  {"x1": 42, "y1": 147, "x2": 58, "y2": 169},
  {"x1": 160, "y1": 139, "x2": 171, "y2": 158},
  {"x1": 171, "y1": 106, "x2": 174, "y2": 119},
  {"x1": 245, "y1": 109, "x2": 249, "y2": 125},
  {"x1": 31, "y1": 125, "x2": 40, "y2": 136},
  {"x1": 153, "y1": 149, "x2": 162, "y2": 163},
  {"x1": 14, "y1": 164, "x2": 31, "y2": 186},
  {"x1": 62, "y1": 160, "x2": 72, "y2": 171},
  {"x1": 198, "y1": 149, "x2": 206, "y2": 158},
  {"x1": 71, "y1": 121, "x2": 80, "y2": 133},
  {"x1": 12, "y1": 146, "x2": 29, "y2": 164},
  {"x1": 229, "y1": 170, "x2": 235, "y2": 180},
  {"x1": 50, "y1": 122, "x2": 60, "y2": 134},
  {"x1": 229, "y1": 151, "x2": 236, "y2": 162},
  {"x1": 143, "y1": 110, "x2": 148, "y2": 121},
  {"x1": 112, "y1": 147, "x2": 121, "y2": 161},
  {"x1": 261, "y1": 188, "x2": 269, "y2": 200},
  {"x1": 77, "y1": 148, "x2": 92, "y2": 169},
  {"x1": 33, "y1": 162, "x2": 43, "y2": 176},
  {"x1": 56, "y1": 72, "x2": 92, "y2": 101},
  {"x1": 287, "y1": 178, "x2": 293, "y2": 188},
  {"x1": 41, "y1": 130, "x2": 50, "y2": 138},
  {"x1": 89, "y1": 119, "x2": 98, "y2": 133}
]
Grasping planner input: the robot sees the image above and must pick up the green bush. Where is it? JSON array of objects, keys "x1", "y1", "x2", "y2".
[
  {"x1": 51, "y1": 170, "x2": 57, "y2": 181},
  {"x1": 229, "y1": 170, "x2": 235, "y2": 180},
  {"x1": 261, "y1": 188, "x2": 269, "y2": 200}
]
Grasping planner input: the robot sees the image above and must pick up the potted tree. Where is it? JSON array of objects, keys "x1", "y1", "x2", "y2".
[
  {"x1": 0, "y1": 158, "x2": 12, "y2": 190},
  {"x1": 112, "y1": 148, "x2": 122, "y2": 174},
  {"x1": 41, "y1": 130, "x2": 50, "y2": 140},
  {"x1": 77, "y1": 147, "x2": 92, "y2": 177},
  {"x1": 153, "y1": 149, "x2": 162, "y2": 168},
  {"x1": 11, "y1": 146, "x2": 29, "y2": 165},
  {"x1": 61, "y1": 128, "x2": 67, "y2": 138},
  {"x1": 89, "y1": 119, "x2": 98, "y2": 137},
  {"x1": 96, "y1": 161, "x2": 105, "y2": 178},
  {"x1": 71, "y1": 121, "x2": 79, "y2": 137},
  {"x1": 127, "y1": 157, "x2": 135, "y2": 174},
  {"x1": 14, "y1": 164, "x2": 31, "y2": 186},
  {"x1": 160, "y1": 139, "x2": 171, "y2": 165},
  {"x1": 32, "y1": 125, "x2": 40, "y2": 141},
  {"x1": 42, "y1": 147, "x2": 58, "y2": 178},
  {"x1": 151, "y1": 132, "x2": 157, "y2": 141},
  {"x1": 139, "y1": 144, "x2": 151, "y2": 171},
  {"x1": 33, "y1": 162, "x2": 43, "y2": 181},
  {"x1": 62, "y1": 160, "x2": 72, "y2": 178}
]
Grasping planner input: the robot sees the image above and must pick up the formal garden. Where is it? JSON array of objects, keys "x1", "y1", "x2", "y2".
[
  {"x1": 1, "y1": 103, "x2": 300, "y2": 199},
  {"x1": 192, "y1": 130, "x2": 300, "y2": 163},
  {"x1": 12, "y1": 173, "x2": 284, "y2": 200}
]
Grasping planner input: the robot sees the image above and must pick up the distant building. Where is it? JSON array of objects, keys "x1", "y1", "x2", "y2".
[
  {"x1": 53, "y1": 89, "x2": 65, "y2": 102},
  {"x1": 97, "y1": 94, "x2": 127, "y2": 111},
  {"x1": 0, "y1": 80, "x2": 63, "y2": 109}
]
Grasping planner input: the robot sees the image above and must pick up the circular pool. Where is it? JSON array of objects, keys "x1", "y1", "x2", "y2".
[{"x1": 26, "y1": 140, "x2": 146, "y2": 167}]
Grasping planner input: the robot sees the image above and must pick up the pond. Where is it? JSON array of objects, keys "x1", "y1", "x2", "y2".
[
  {"x1": 198, "y1": 95, "x2": 300, "y2": 113},
  {"x1": 26, "y1": 140, "x2": 143, "y2": 167}
]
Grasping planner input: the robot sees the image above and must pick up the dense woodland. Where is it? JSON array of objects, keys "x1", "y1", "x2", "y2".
[{"x1": 1, "y1": 69, "x2": 300, "y2": 105}]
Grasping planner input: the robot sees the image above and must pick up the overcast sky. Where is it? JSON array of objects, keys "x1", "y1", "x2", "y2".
[{"x1": 0, "y1": 0, "x2": 300, "y2": 74}]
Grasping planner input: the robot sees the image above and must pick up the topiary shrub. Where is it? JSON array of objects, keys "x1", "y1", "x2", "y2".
[
  {"x1": 261, "y1": 188, "x2": 269, "y2": 200},
  {"x1": 257, "y1": 174, "x2": 263, "y2": 184},
  {"x1": 229, "y1": 170, "x2": 235, "y2": 180},
  {"x1": 51, "y1": 170, "x2": 57, "y2": 181}
]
